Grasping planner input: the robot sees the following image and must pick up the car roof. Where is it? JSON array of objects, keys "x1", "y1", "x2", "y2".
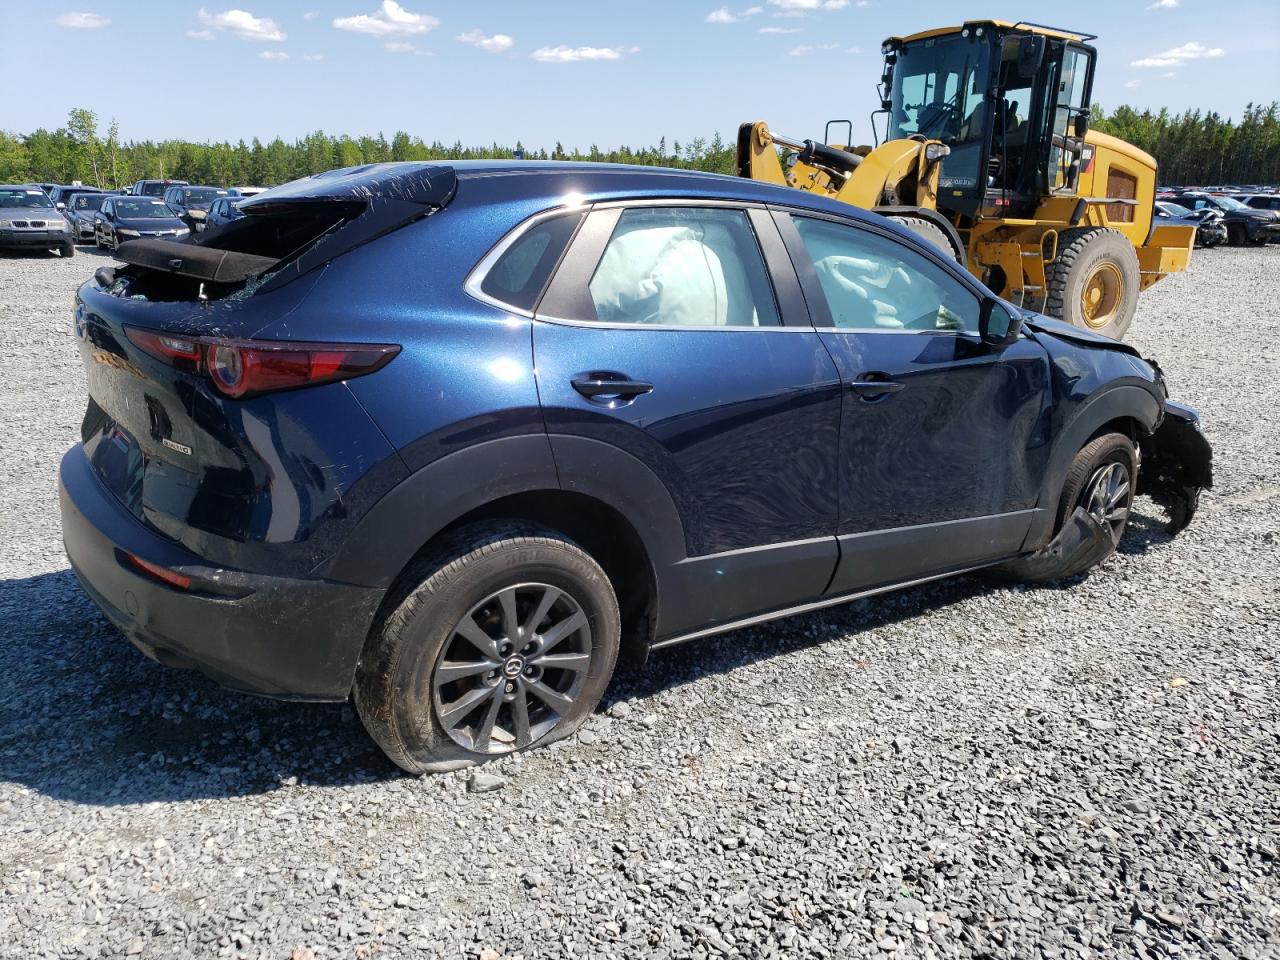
[{"x1": 266, "y1": 160, "x2": 896, "y2": 228}]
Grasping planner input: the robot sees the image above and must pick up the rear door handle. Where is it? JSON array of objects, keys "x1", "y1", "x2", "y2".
[
  {"x1": 850, "y1": 378, "x2": 905, "y2": 398},
  {"x1": 571, "y1": 375, "x2": 654, "y2": 400}
]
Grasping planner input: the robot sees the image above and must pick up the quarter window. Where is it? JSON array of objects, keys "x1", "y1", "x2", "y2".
[
  {"x1": 480, "y1": 213, "x2": 582, "y2": 313},
  {"x1": 791, "y1": 216, "x2": 980, "y2": 333},
  {"x1": 586, "y1": 208, "x2": 780, "y2": 327}
]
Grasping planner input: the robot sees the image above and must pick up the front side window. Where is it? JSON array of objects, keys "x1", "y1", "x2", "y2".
[
  {"x1": 791, "y1": 216, "x2": 980, "y2": 332},
  {"x1": 586, "y1": 207, "x2": 780, "y2": 327}
]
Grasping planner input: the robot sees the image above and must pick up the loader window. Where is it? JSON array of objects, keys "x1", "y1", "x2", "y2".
[
  {"x1": 1048, "y1": 46, "x2": 1093, "y2": 193},
  {"x1": 888, "y1": 33, "x2": 993, "y2": 200},
  {"x1": 791, "y1": 216, "x2": 979, "y2": 333}
]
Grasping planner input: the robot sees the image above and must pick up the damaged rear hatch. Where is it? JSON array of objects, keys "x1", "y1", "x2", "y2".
[{"x1": 72, "y1": 162, "x2": 456, "y2": 570}]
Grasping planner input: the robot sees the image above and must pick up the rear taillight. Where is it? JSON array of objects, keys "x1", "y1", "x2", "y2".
[{"x1": 124, "y1": 326, "x2": 399, "y2": 398}]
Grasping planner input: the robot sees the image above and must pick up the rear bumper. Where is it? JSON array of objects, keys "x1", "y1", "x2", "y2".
[
  {"x1": 0, "y1": 229, "x2": 69, "y2": 249},
  {"x1": 59, "y1": 445, "x2": 383, "y2": 701}
]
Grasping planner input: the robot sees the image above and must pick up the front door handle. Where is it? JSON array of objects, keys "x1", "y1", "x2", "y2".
[
  {"x1": 850, "y1": 378, "x2": 905, "y2": 398},
  {"x1": 571, "y1": 375, "x2": 654, "y2": 401}
]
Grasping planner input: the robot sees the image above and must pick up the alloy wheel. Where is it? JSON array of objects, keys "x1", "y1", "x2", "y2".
[
  {"x1": 431, "y1": 583, "x2": 592, "y2": 755},
  {"x1": 1083, "y1": 461, "x2": 1132, "y2": 545}
]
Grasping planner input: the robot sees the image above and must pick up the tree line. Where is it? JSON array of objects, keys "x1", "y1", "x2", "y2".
[{"x1": 1, "y1": 103, "x2": 1276, "y2": 190}]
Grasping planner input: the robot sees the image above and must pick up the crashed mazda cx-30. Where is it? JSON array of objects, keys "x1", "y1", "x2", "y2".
[{"x1": 59, "y1": 161, "x2": 1212, "y2": 773}]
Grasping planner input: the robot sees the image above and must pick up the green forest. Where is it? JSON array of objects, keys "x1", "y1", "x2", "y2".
[{"x1": 2, "y1": 102, "x2": 1277, "y2": 190}]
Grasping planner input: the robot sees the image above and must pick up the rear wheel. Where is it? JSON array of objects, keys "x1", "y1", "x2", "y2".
[
  {"x1": 1045, "y1": 228, "x2": 1140, "y2": 340},
  {"x1": 355, "y1": 522, "x2": 621, "y2": 774}
]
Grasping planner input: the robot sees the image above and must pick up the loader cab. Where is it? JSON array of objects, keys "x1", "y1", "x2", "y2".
[{"x1": 883, "y1": 21, "x2": 1096, "y2": 219}]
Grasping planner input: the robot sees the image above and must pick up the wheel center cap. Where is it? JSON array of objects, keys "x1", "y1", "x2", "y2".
[{"x1": 502, "y1": 656, "x2": 525, "y2": 680}]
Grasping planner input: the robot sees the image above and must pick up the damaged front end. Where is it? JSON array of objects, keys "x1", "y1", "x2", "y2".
[{"x1": 1140, "y1": 400, "x2": 1213, "y2": 534}]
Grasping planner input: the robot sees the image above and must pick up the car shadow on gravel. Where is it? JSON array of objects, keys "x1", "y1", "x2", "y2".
[
  {"x1": 0, "y1": 571, "x2": 397, "y2": 806},
  {"x1": 0, "y1": 508, "x2": 1176, "y2": 804},
  {"x1": 607, "y1": 504, "x2": 1178, "y2": 706}
]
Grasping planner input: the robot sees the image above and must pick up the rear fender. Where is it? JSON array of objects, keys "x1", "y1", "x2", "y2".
[{"x1": 1139, "y1": 400, "x2": 1213, "y2": 533}]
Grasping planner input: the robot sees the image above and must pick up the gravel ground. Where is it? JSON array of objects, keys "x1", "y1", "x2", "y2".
[{"x1": 0, "y1": 241, "x2": 1277, "y2": 960}]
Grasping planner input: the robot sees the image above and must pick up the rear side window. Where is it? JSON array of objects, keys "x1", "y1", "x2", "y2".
[
  {"x1": 480, "y1": 213, "x2": 582, "y2": 312},
  {"x1": 586, "y1": 207, "x2": 780, "y2": 327}
]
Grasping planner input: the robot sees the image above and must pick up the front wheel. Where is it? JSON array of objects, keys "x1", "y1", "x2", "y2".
[
  {"x1": 1045, "y1": 228, "x2": 1140, "y2": 340},
  {"x1": 995, "y1": 432, "x2": 1136, "y2": 583},
  {"x1": 355, "y1": 522, "x2": 621, "y2": 774},
  {"x1": 60, "y1": 241, "x2": 75, "y2": 258}
]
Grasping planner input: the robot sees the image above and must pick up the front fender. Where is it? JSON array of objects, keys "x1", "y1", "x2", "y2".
[{"x1": 1024, "y1": 383, "x2": 1162, "y2": 549}]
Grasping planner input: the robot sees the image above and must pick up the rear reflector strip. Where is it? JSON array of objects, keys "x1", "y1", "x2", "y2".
[{"x1": 125, "y1": 553, "x2": 193, "y2": 590}]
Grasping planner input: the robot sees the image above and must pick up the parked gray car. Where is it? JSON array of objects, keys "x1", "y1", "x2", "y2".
[
  {"x1": 0, "y1": 185, "x2": 74, "y2": 257},
  {"x1": 64, "y1": 191, "x2": 116, "y2": 242}
]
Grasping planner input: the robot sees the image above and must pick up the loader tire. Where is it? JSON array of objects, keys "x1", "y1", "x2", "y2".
[
  {"x1": 1045, "y1": 228, "x2": 1140, "y2": 340},
  {"x1": 885, "y1": 215, "x2": 963, "y2": 263}
]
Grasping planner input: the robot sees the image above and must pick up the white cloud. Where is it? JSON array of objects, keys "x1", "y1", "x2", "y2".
[
  {"x1": 384, "y1": 40, "x2": 428, "y2": 54},
  {"x1": 334, "y1": 1, "x2": 438, "y2": 37},
  {"x1": 303, "y1": 53, "x2": 325, "y2": 61},
  {"x1": 258, "y1": 50, "x2": 288, "y2": 60},
  {"x1": 707, "y1": 4, "x2": 764, "y2": 21},
  {"x1": 303, "y1": 10, "x2": 320, "y2": 19},
  {"x1": 1125, "y1": 79, "x2": 1142, "y2": 88},
  {"x1": 458, "y1": 29, "x2": 514, "y2": 53},
  {"x1": 55, "y1": 11, "x2": 110, "y2": 28},
  {"x1": 1146, "y1": 0, "x2": 1178, "y2": 8},
  {"x1": 1131, "y1": 41, "x2": 1224, "y2": 67},
  {"x1": 186, "y1": 28, "x2": 214, "y2": 39},
  {"x1": 1160, "y1": 71, "x2": 1177, "y2": 78},
  {"x1": 758, "y1": 26, "x2": 802, "y2": 33},
  {"x1": 789, "y1": 41, "x2": 840, "y2": 56},
  {"x1": 531, "y1": 45, "x2": 631, "y2": 63},
  {"x1": 197, "y1": 8, "x2": 285, "y2": 41}
]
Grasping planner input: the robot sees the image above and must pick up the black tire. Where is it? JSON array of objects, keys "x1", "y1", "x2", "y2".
[
  {"x1": 885, "y1": 214, "x2": 963, "y2": 263},
  {"x1": 355, "y1": 521, "x2": 621, "y2": 774},
  {"x1": 1227, "y1": 223, "x2": 1247, "y2": 247},
  {"x1": 60, "y1": 241, "x2": 75, "y2": 258},
  {"x1": 1045, "y1": 228, "x2": 1140, "y2": 340},
  {"x1": 997, "y1": 432, "x2": 1137, "y2": 583}
]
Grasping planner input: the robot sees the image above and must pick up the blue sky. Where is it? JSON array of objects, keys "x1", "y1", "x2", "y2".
[{"x1": 4, "y1": 0, "x2": 1278, "y2": 148}]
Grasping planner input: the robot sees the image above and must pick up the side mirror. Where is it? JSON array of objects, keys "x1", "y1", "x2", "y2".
[
  {"x1": 1072, "y1": 113, "x2": 1089, "y2": 138},
  {"x1": 1016, "y1": 36, "x2": 1045, "y2": 80},
  {"x1": 980, "y1": 298, "x2": 1023, "y2": 347},
  {"x1": 56, "y1": 202, "x2": 66, "y2": 210}
]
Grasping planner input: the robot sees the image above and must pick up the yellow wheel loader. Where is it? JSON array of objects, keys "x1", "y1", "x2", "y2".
[{"x1": 736, "y1": 20, "x2": 1194, "y2": 339}]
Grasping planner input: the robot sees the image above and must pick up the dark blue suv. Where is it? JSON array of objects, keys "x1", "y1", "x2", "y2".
[{"x1": 59, "y1": 162, "x2": 1211, "y2": 773}]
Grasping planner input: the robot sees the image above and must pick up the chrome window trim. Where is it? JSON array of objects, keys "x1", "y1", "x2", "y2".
[
  {"x1": 463, "y1": 205, "x2": 588, "y2": 319},
  {"x1": 535, "y1": 314, "x2": 815, "y2": 333}
]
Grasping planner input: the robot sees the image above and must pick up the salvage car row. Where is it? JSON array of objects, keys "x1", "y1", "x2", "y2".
[
  {"x1": 1155, "y1": 186, "x2": 1280, "y2": 248},
  {"x1": 0, "y1": 181, "x2": 264, "y2": 257}
]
